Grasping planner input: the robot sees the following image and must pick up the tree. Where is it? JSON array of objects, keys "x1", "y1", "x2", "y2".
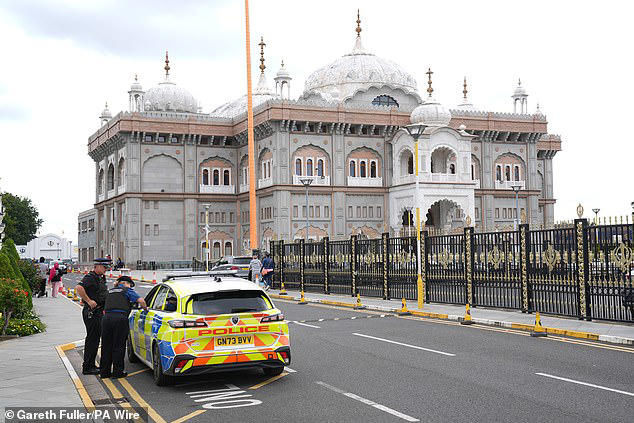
[
  {"x1": 1, "y1": 240, "x2": 28, "y2": 290},
  {"x1": 1, "y1": 193, "x2": 43, "y2": 245}
]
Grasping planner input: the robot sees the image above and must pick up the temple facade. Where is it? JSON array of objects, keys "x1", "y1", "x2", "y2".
[{"x1": 80, "y1": 15, "x2": 561, "y2": 265}]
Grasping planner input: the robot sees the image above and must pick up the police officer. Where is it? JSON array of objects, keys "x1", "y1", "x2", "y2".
[
  {"x1": 75, "y1": 258, "x2": 110, "y2": 375},
  {"x1": 100, "y1": 276, "x2": 147, "y2": 378}
]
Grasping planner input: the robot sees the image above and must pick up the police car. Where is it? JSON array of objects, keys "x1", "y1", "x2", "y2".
[{"x1": 127, "y1": 272, "x2": 290, "y2": 386}]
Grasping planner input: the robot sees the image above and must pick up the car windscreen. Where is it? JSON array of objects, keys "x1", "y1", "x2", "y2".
[
  {"x1": 187, "y1": 290, "x2": 272, "y2": 315},
  {"x1": 232, "y1": 258, "x2": 252, "y2": 265}
]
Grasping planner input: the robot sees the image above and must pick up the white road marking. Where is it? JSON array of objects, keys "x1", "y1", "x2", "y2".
[
  {"x1": 316, "y1": 381, "x2": 419, "y2": 422},
  {"x1": 284, "y1": 367, "x2": 297, "y2": 373},
  {"x1": 352, "y1": 333, "x2": 455, "y2": 357},
  {"x1": 535, "y1": 373, "x2": 634, "y2": 397},
  {"x1": 292, "y1": 321, "x2": 321, "y2": 328}
]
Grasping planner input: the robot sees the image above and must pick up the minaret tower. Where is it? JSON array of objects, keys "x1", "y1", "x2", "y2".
[
  {"x1": 274, "y1": 60, "x2": 292, "y2": 99},
  {"x1": 512, "y1": 79, "x2": 528, "y2": 113},
  {"x1": 99, "y1": 102, "x2": 112, "y2": 126},
  {"x1": 128, "y1": 74, "x2": 145, "y2": 112}
]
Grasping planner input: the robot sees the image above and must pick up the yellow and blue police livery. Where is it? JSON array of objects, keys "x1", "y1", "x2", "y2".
[{"x1": 127, "y1": 273, "x2": 290, "y2": 386}]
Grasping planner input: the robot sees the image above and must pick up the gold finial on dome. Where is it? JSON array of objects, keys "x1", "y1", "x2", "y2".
[
  {"x1": 164, "y1": 51, "x2": 170, "y2": 77},
  {"x1": 356, "y1": 9, "x2": 362, "y2": 37},
  {"x1": 426, "y1": 68, "x2": 434, "y2": 96},
  {"x1": 463, "y1": 76, "x2": 468, "y2": 100},
  {"x1": 258, "y1": 36, "x2": 266, "y2": 74}
]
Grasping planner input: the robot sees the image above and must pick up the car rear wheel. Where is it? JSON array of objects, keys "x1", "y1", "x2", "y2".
[
  {"x1": 263, "y1": 366, "x2": 284, "y2": 377},
  {"x1": 152, "y1": 344, "x2": 174, "y2": 386},
  {"x1": 127, "y1": 336, "x2": 140, "y2": 363}
]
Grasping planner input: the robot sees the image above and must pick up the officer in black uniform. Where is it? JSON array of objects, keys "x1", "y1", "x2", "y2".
[
  {"x1": 75, "y1": 258, "x2": 110, "y2": 375},
  {"x1": 100, "y1": 276, "x2": 147, "y2": 378}
]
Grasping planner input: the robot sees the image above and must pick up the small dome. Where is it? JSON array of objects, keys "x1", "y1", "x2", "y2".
[
  {"x1": 275, "y1": 61, "x2": 290, "y2": 79},
  {"x1": 100, "y1": 102, "x2": 112, "y2": 119},
  {"x1": 130, "y1": 74, "x2": 142, "y2": 91},
  {"x1": 144, "y1": 80, "x2": 198, "y2": 113},
  {"x1": 410, "y1": 96, "x2": 451, "y2": 127},
  {"x1": 212, "y1": 72, "x2": 279, "y2": 118},
  {"x1": 513, "y1": 79, "x2": 527, "y2": 97}
]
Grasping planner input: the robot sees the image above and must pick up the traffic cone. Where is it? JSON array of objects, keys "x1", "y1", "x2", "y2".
[
  {"x1": 354, "y1": 293, "x2": 366, "y2": 310},
  {"x1": 298, "y1": 290, "x2": 308, "y2": 305},
  {"x1": 460, "y1": 303, "x2": 473, "y2": 325},
  {"x1": 279, "y1": 281, "x2": 287, "y2": 295},
  {"x1": 530, "y1": 312, "x2": 547, "y2": 337},
  {"x1": 72, "y1": 289, "x2": 80, "y2": 302},
  {"x1": 141, "y1": 275, "x2": 145, "y2": 282},
  {"x1": 397, "y1": 298, "x2": 411, "y2": 316},
  {"x1": 152, "y1": 272, "x2": 157, "y2": 284}
]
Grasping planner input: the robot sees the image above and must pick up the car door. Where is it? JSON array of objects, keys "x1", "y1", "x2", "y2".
[
  {"x1": 139, "y1": 286, "x2": 167, "y2": 362},
  {"x1": 130, "y1": 286, "x2": 159, "y2": 359}
]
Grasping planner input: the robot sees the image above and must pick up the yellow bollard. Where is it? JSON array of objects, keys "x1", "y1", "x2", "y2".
[
  {"x1": 279, "y1": 281, "x2": 287, "y2": 296},
  {"x1": 460, "y1": 303, "x2": 473, "y2": 325},
  {"x1": 141, "y1": 275, "x2": 145, "y2": 282},
  {"x1": 298, "y1": 290, "x2": 308, "y2": 305},
  {"x1": 354, "y1": 293, "x2": 366, "y2": 310},
  {"x1": 397, "y1": 298, "x2": 411, "y2": 316},
  {"x1": 530, "y1": 312, "x2": 547, "y2": 337}
]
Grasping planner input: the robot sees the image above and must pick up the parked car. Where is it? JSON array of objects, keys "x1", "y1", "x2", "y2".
[{"x1": 211, "y1": 256, "x2": 253, "y2": 279}]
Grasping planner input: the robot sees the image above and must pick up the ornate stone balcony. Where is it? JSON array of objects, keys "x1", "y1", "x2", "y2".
[
  {"x1": 258, "y1": 178, "x2": 273, "y2": 189},
  {"x1": 292, "y1": 175, "x2": 331, "y2": 186},
  {"x1": 199, "y1": 184, "x2": 235, "y2": 194},
  {"x1": 347, "y1": 176, "x2": 383, "y2": 187},
  {"x1": 495, "y1": 180, "x2": 525, "y2": 190}
]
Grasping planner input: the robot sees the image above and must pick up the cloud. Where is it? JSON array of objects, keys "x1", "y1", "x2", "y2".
[
  {"x1": 0, "y1": 103, "x2": 30, "y2": 121},
  {"x1": 1, "y1": 0, "x2": 241, "y2": 59}
]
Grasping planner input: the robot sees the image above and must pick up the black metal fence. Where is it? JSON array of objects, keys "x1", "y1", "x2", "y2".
[{"x1": 271, "y1": 218, "x2": 634, "y2": 323}]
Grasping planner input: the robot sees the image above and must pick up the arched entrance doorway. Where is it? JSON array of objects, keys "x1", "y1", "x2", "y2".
[
  {"x1": 425, "y1": 200, "x2": 465, "y2": 234},
  {"x1": 400, "y1": 209, "x2": 415, "y2": 236}
]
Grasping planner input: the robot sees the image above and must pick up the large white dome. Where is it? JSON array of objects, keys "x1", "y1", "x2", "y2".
[
  {"x1": 144, "y1": 80, "x2": 198, "y2": 113},
  {"x1": 302, "y1": 37, "x2": 418, "y2": 103}
]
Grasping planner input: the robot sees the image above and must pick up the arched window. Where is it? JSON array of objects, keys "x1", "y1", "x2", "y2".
[
  {"x1": 471, "y1": 164, "x2": 475, "y2": 180},
  {"x1": 317, "y1": 159, "x2": 324, "y2": 177},
  {"x1": 202, "y1": 169, "x2": 209, "y2": 185},
  {"x1": 266, "y1": 162, "x2": 271, "y2": 178},
  {"x1": 360, "y1": 161, "x2": 367, "y2": 178},
  {"x1": 213, "y1": 169, "x2": 220, "y2": 185},
  {"x1": 349, "y1": 160, "x2": 356, "y2": 177},
  {"x1": 118, "y1": 158, "x2": 125, "y2": 187},
  {"x1": 505, "y1": 166, "x2": 511, "y2": 181},
  {"x1": 371, "y1": 95, "x2": 399, "y2": 108},
  {"x1": 449, "y1": 164, "x2": 456, "y2": 175},
  {"x1": 223, "y1": 169, "x2": 230, "y2": 185},
  {"x1": 514, "y1": 166, "x2": 520, "y2": 181},
  {"x1": 407, "y1": 156, "x2": 413, "y2": 175},
  {"x1": 496, "y1": 165, "x2": 502, "y2": 181},
  {"x1": 306, "y1": 159, "x2": 313, "y2": 176},
  {"x1": 107, "y1": 164, "x2": 115, "y2": 191},
  {"x1": 224, "y1": 241, "x2": 232, "y2": 256},
  {"x1": 98, "y1": 169, "x2": 104, "y2": 195},
  {"x1": 370, "y1": 161, "x2": 377, "y2": 178},
  {"x1": 213, "y1": 241, "x2": 221, "y2": 259},
  {"x1": 295, "y1": 158, "x2": 302, "y2": 176}
]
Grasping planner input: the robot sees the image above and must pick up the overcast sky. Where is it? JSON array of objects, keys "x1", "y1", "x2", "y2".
[{"x1": 1, "y1": 0, "x2": 632, "y2": 244}]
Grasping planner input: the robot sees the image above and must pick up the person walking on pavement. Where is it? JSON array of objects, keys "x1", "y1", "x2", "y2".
[
  {"x1": 75, "y1": 258, "x2": 110, "y2": 375},
  {"x1": 249, "y1": 253, "x2": 263, "y2": 286},
  {"x1": 48, "y1": 262, "x2": 64, "y2": 298},
  {"x1": 100, "y1": 276, "x2": 147, "y2": 379},
  {"x1": 261, "y1": 252, "x2": 274, "y2": 291},
  {"x1": 37, "y1": 257, "x2": 48, "y2": 298}
]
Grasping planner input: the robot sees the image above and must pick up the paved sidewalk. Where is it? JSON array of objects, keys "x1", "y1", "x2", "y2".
[
  {"x1": 0, "y1": 294, "x2": 85, "y2": 417},
  {"x1": 271, "y1": 289, "x2": 634, "y2": 345}
]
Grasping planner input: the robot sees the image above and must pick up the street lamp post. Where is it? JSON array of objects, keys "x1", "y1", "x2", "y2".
[
  {"x1": 403, "y1": 123, "x2": 427, "y2": 310},
  {"x1": 592, "y1": 208, "x2": 600, "y2": 225},
  {"x1": 511, "y1": 184, "x2": 521, "y2": 230},
  {"x1": 299, "y1": 178, "x2": 314, "y2": 242},
  {"x1": 204, "y1": 204, "x2": 210, "y2": 271}
]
